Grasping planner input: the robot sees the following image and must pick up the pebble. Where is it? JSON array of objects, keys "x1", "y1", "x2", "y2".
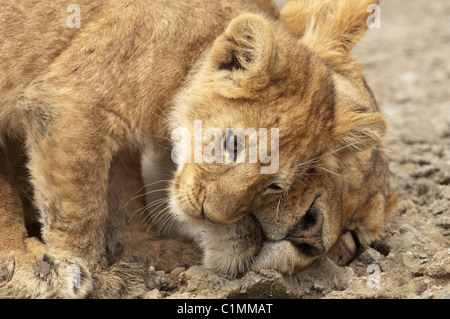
[
  {"x1": 410, "y1": 165, "x2": 439, "y2": 178},
  {"x1": 400, "y1": 224, "x2": 414, "y2": 234},
  {"x1": 425, "y1": 250, "x2": 450, "y2": 278},
  {"x1": 143, "y1": 289, "x2": 161, "y2": 299},
  {"x1": 169, "y1": 267, "x2": 186, "y2": 281},
  {"x1": 437, "y1": 216, "x2": 450, "y2": 229},
  {"x1": 429, "y1": 200, "x2": 448, "y2": 215},
  {"x1": 437, "y1": 171, "x2": 450, "y2": 186},
  {"x1": 358, "y1": 248, "x2": 382, "y2": 265},
  {"x1": 439, "y1": 186, "x2": 450, "y2": 199}
]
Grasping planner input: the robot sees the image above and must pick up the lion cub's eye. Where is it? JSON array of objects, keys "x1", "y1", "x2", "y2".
[{"x1": 224, "y1": 132, "x2": 243, "y2": 162}]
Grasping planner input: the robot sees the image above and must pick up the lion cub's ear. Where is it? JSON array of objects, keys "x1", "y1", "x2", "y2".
[
  {"x1": 333, "y1": 99, "x2": 387, "y2": 154},
  {"x1": 209, "y1": 14, "x2": 279, "y2": 98}
]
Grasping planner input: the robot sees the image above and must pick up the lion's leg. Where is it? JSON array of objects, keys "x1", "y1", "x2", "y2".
[
  {"x1": 0, "y1": 147, "x2": 28, "y2": 252},
  {"x1": 1, "y1": 137, "x2": 40, "y2": 238},
  {"x1": 0, "y1": 166, "x2": 30, "y2": 298},
  {"x1": 82, "y1": 148, "x2": 199, "y2": 298},
  {"x1": 0, "y1": 142, "x2": 59, "y2": 298},
  {"x1": 20, "y1": 110, "x2": 120, "y2": 298},
  {"x1": 105, "y1": 147, "x2": 152, "y2": 264},
  {"x1": 106, "y1": 149, "x2": 200, "y2": 272}
]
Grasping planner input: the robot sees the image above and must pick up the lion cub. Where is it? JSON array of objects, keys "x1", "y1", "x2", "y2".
[{"x1": 1, "y1": 0, "x2": 386, "y2": 297}]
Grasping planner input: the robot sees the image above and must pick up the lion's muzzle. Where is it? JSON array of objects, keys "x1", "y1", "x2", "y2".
[{"x1": 285, "y1": 206, "x2": 325, "y2": 256}]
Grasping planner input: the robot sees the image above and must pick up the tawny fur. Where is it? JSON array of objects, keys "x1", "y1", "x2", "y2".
[
  {"x1": 0, "y1": 0, "x2": 393, "y2": 296},
  {"x1": 0, "y1": 0, "x2": 280, "y2": 299}
]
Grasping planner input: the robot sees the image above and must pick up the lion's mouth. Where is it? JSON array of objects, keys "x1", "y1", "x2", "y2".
[{"x1": 252, "y1": 195, "x2": 326, "y2": 260}]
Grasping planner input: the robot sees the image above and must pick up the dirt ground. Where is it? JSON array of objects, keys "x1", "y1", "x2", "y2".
[{"x1": 142, "y1": 0, "x2": 450, "y2": 299}]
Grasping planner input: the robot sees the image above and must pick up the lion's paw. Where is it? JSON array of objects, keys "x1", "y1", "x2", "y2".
[{"x1": 0, "y1": 252, "x2": 92, "y2": 299}]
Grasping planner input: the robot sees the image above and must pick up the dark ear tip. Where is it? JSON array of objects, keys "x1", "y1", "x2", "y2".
[
  {"x1": 208, "y1": 14, "x2": 278, "y2": 98},
  {"x1": 219, "y1": 54, "x2": 246, "y2": 72}
]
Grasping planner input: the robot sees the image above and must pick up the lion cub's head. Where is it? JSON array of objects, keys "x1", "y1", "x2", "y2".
[
  {"x1": 169, "y1": 0, "x2": 386, "y2": 222},
  {"x1": 168, "y1": 0, "x2": 390, "y2": 274}
]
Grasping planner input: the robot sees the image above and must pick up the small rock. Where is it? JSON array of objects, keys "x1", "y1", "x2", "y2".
[
  {"x1": 147, "y1": 266, "x2": 169, "y2": 290},
  {"x1": 182, "y1": 266, "x2": 227, "y2": 293},
  {"x1": 358, "y1": 248, "x2": 382, "y2": 265},
  {"x1": 410, "y1": 165, "x2": 439, "y2": 178},
  {"x1": 397, "y1": 199, "x2": 416, "y2": 215},
  {"x1": 297, "y1": 258, "x2": 355, "y2": 294},
  {"x1": 425, "y1": 250, "x2": 450, "y2": 278},
  {"x1": 143, "y1": 289, "x2": 161, "y2": 299},
  {"x1": 400, "y1": 224, "x2": 415, "y2": 234},
  {"x1": 169, "y1": 267, "x2": 186, "y2": 281},
  {"x1": 437, "y1": 216, "x2": 450, "y2": 229},
  {"x1": 420, "y1": 289, "x2": 434, "y2": 299},
  {"x1": 400, "y1": 71, "x2": 419, "y2": 85},
  {"x1": 437, "y1": 171, "x2": 450, "y2": 186},
  {"x1": 350, "y1": 260, "x2": 365, "y2": 267},
  {"x1": 439, "y1": 186, "x2": 450, "y2": 199},
  {"x1": 412, "y1": 264, "x2": 426, "y2": 276},
  {"x1": 429, "y1": 200, "x2": 449, "y2": 215}
]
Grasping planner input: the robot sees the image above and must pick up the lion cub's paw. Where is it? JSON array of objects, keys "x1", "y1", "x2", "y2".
[{"x1": 0, "y1": 251, "x2": 92, "y2": 299}]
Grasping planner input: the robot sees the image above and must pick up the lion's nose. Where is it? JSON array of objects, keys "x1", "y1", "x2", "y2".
[{"x1": 285, "y1": 207, "x2": 325, "y2": 256}]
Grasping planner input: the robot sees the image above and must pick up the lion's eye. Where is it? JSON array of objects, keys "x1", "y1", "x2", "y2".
[
  {"x1": 266, "y1": 183, "x2": 284, "y2": 192},
  {"x1": 224, "y1": 132, "x2": 242, "y2": 162}
]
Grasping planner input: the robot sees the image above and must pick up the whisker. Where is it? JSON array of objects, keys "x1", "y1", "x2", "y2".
[
  {"x1": 123, "y1": 185, "x2": 170, "y2": 209},
  {"x1": 128, "y1": 195, "x2": 172, "y2": 223},
  {"x1": 315, "y1": 165, "x2": 341, "y2": 176},
  {"x1": 276, "y1": 195, "x2": 282, "y2": 219},
  {"x1": 292, "y1": 138, "x2": 394, "y2": 188},
  {"x1": 141, "y1": 199, "x2": 171, "y2": 225},
  {"x1": 146, "y1": 205, "x2": 173, "y2": 234},
  {"x1": 164, "y1": 215, "x2": 179, "y2": 236},
  {"x1": 156, "y1": 207, "x2": 175, "y2": 235},
  {"x1": 142, "y1": 191, "x2": 187, "y2": 223},
  {"x1": 124, "y1": 177, "x2": 192, "y2": 219}
]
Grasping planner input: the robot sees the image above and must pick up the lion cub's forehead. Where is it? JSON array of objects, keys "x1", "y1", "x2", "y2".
[{"x1": 209, "y1": 62, "x2": 334, "y2": 129}]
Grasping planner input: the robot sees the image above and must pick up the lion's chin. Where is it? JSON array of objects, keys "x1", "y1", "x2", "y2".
[{"x1": 250, "y1": 241, "x2": 319, "y2": 275}]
